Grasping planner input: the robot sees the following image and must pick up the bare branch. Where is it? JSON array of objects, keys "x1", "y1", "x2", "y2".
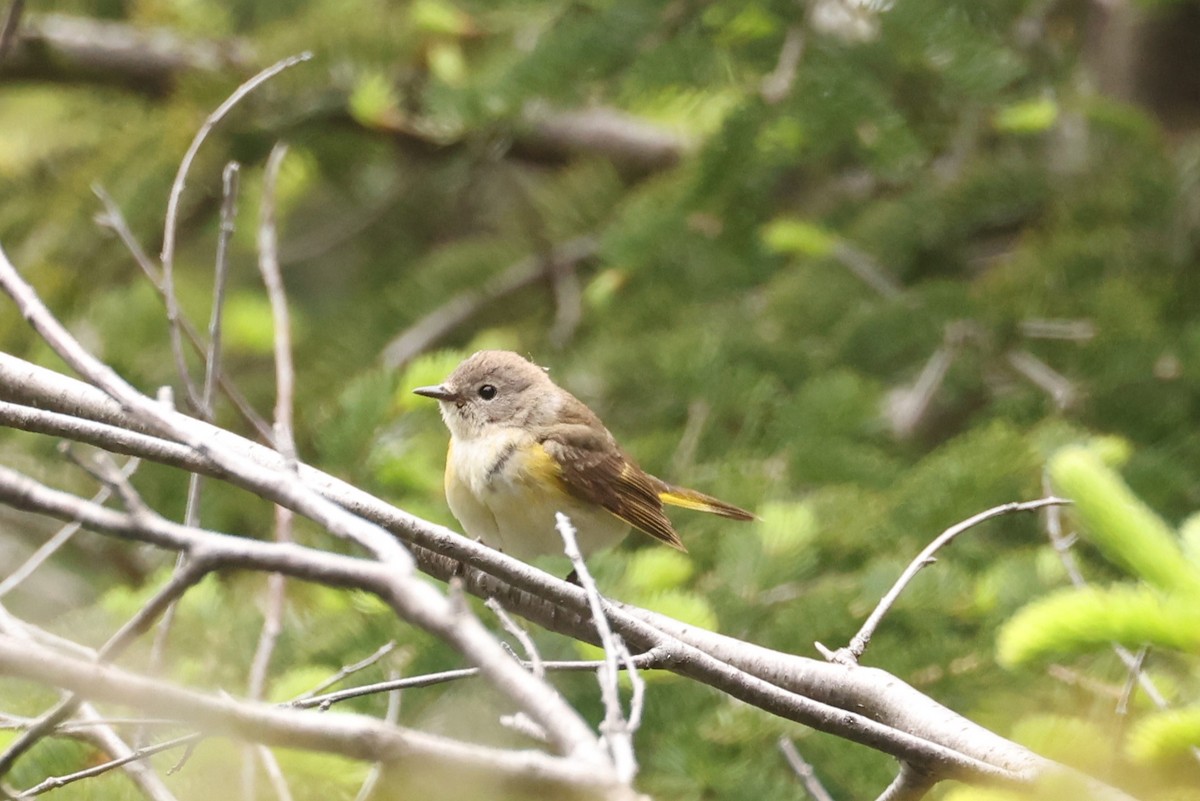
[
  {"x1": 251, "y1": 743, "x2": 294, "y2": 801},
  {"x1": 487, "y1": 598, "x2": 544, "y2": 680},
  {"x1": 152, "y1": 160, "x2": 239, "y2": 720},
  {"x1": 0, "y1": 635, "x2": 639, "y2": 801},
  {"x1": 761, "y1": 24, "x2": 806, "y2": 104},
  {"x1": 0, "y1": 13, "x2": 252, "y2": 95},
  {"x1": 830, "y1": 240, "x2": 903, "y2": 298},
  {"x1": 205, "y1": 161, "x2": 240, "y2": 416},
  {"x1": 512, "y1": 105, "x2": 686, "y2": 177},
  {"x1": 875, "y1": 762, "x2": 936, "y2": 801},
  {"x1": 92, "y1": 184, "x2": 273, "y2": 440},
  {"x1": 0, "y1": 606, "x2": 177, "y2": 801},
  {"x1": 0, "y1": 246, "x2": 608, "y2": 764},
  {"x1": 351, "y1": 670, "x2": 401, "y2": 801},
  {"x1": 380, "y1": 236, "x2": 598, "y2": 369},
  {"x1": 256, "y1": 143, "x2": 296, "y2": 462},
  {"x1": 822, "y1": 497, "x2": 1071, "y2": 665},
  {"x1": 292, "y1": 655, "x2": 660, "y2": 711},
  {"x1": 293, "y1": 641, "x2": 398, "y2": 703},
  {"x1": 1005, "y1": 349, "x2": 1077, "y2": 409},
  {"x1": 558, "y1": 514, "x2": 638, "y2": 783},
  {"x1": 0, "y1": 457, "x2": 137, "y2": 599},
  {"x1": 778, "y1": 737, "x2": 835, "y2": 801},
  {"x1": 0, "y1": 0, "x2": 24, "y2": 62},
  {"x1": 885, "y1": 342, "x2": 957, "y2": 439},
  {"x1": 0, "y1": 555, "x2": 211, "y2": 778},
  {"x1": 244, "y1": 144, "x2": 298, "y2": 801},
  {"x1": 160, "y1": 53, "x2": 311, "y2": 415},
  {"x1": 15, "y1": 729, "x2": 188, "y2": 800}
]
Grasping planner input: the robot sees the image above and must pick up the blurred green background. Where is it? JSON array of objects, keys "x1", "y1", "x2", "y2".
[{"x1": 1, "y1": 0, "x2": 1199, "y2": 798}]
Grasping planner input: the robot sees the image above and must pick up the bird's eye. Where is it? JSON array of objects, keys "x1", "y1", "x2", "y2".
[{"x1": 478, "y1": 384, "x2": 498, "y2": 400}]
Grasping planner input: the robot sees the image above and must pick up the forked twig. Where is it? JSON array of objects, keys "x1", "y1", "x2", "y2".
[
  {"x1": 819, "y1": 497, "x2": 1071, "y2": 665},
  {"x1": 558, "y1": 513, "x2": 639, "y2": 784},
  {"x1": 159, "y1": 51, "x2": 311, "y2": 414}
]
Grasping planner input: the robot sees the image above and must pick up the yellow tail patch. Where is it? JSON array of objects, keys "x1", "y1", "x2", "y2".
[{"x1": 658, "y1": 487, "x2": 755, "y2": 521}]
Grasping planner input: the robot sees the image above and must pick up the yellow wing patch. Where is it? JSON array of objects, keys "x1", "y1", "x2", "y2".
[{"x1": 523, "y1": 441, "x2": 566, "y2": 484}]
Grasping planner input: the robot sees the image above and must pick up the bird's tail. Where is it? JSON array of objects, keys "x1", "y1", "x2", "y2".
[{"x1": 658, "y1": 484, "x2": 755, "y2": 521}]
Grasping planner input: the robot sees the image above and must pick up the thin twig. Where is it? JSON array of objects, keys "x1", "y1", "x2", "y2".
[
  {"x1": 252, "y1": 744, "x2": 294, "y2": 801},
  {"x1": 292, "y1": 655, "x2": 661, "y2": 711},
  {"x1": 822, "y1": 497, "x2": 1071, "y2": 665},
  {"x1": 159, "y1": 52, "x2": 311, "y2": 415},
  {"x1": 149, "y1": 163, "x2": 241, "y2": 740},
  {"x1": 1006, "y1": 350, "x2": 1077, "y2": 410},
  {"x1": 1114, "y1": 647, "x2": 1147, "y2": 718},
  {"x1": 486, "y1": 597, "x2": 544, "y2": 679},
  {"x1": 778, "y1": 737, "x2": 835, "y2": 801},
  {"x1": 203, "y1": 162, "x2": 240, "y2": 416},
  {"x1": 244, "y1": 144, "x2": 296, "y2": 801},
  {"x1": 256, "y1": 143, "x2": 295, "y2": 463},
  {"x1": 829, "y1": 240, "x2": 903, "y2": 298},
  {"x1": 92, "y1": 185, "x2": 272, "y2": 440},
  {"x1": 0, "y1": 457, "x2": 138, "y2": 599},
  {"x1": 14, "y1": 732, "x2": 199, "y2": 798},
  {"x1": 293, "y1": 642, "x2": 399, "y2": 702},
  {"x1": 875, "y1": 762, "x2": 936, "y2": 801},
  {"x1": 380, "y1": 236, "x2": 598, "y2": 369},
  {"x1": 615, "y1": 639, "x2": 645, "y2": 734},
  {"x1": 885, "y1": 345, "x2": 956, "y2": 439},
  {"x1": 351, "y1": 671, "x2": 401, "y2": 801},
  {"x1": 62, "y1": 446, "x2": 147, "y2": 517},
  {"x1": 1018, "y1": 318, "x2": 1096, "y2": 342},
  {"x1": 0, "y1": 0, "x2": 25, "y2": 63},
  {"x1": 760, "y1": 24, "x2": 806, "y2": 104},
  {"x1": 557, "y1": 513, "x2": 637, "y2": 784},
  {"x1": 0, "y1": 463, "x2": 212, "y2": 780}
]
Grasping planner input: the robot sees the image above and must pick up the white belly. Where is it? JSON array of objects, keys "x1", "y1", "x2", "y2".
[{"x1": 446, "y1": 432, "x2": 630, "y2": 561}]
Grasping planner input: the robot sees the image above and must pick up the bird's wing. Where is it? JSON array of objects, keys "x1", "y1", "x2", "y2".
[{"x1": 537, "y1": 423, "x2": 685, "y2": 550}]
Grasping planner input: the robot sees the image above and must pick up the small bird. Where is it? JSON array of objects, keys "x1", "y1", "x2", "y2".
[{"x1": 413, "y1": 350, "x2": 754, "y2": 561}]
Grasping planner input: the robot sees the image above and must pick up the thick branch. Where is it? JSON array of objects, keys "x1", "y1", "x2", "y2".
[
  {"x1": 0, "y1": 635, "x2": 638, "y2": 801},
  {"x1": 3, "y1": 15, "x2": 684, "y2": 174},
  {"x1": 0, "y1": 13, "x2": 252, "y2": 96}
]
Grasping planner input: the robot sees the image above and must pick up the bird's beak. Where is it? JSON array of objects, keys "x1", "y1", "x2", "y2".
[{"x1": 412, "y1": 384, "x2": 459, "y2": 402}]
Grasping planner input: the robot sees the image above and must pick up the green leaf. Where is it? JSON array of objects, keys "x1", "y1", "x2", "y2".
[
  {"x1": 762, "y1": 219, "x2": 836, "y2": 257},
  {"x1": 428, "y1": 41, "x2": 467, "y2": 86},
  {"x1": 394, "y1": 349, "x2": 468, "y2": 413},
  {"x1": 997, "y1": 584, "x2": 1200, "y2": 665},
  {"x1": 222, "y1": 292, "x2": 284, "y2": 356},
  {"x1": 1128, "y1": 707, "x2": 1200, "y2": 765},
  {"x1": 993, "y1": 97, "x2": 1059, "y2": 134},
  {"x1": 756, "y1": 500, "x2": 817, "y2": 558},
  {"x1": 411, "y1": 0, "x2": 472, "y2": 36},
  {"x1": 1049, "y1": 446, "x2": 1200, "y2": 596},
  {"x1": 1181, "y1": 513, "x2": 1200, "y2": 568},
  {"x1": 349, "y1": 72, "x2": 398, "y2": 127},
  {"x1": 622, "y1": 548, "x2": 694, "y2": 593}
]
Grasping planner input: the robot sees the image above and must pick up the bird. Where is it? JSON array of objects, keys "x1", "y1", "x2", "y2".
[{"x1": 413, "y1": 350, "x2": 753, "y2": 562}]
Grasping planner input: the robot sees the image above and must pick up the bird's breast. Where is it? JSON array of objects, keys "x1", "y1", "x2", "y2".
[
  {"x1": 449, "y1": 430, "x2": 551, "y2": 496},
  {"x1": 444, "y1": 431, "x2": 626, "y2": 560}
]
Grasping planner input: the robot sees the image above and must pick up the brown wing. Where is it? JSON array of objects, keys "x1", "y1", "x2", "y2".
[{"x1": 537, "y1": 419, "x2": 685, "y2": 551}]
